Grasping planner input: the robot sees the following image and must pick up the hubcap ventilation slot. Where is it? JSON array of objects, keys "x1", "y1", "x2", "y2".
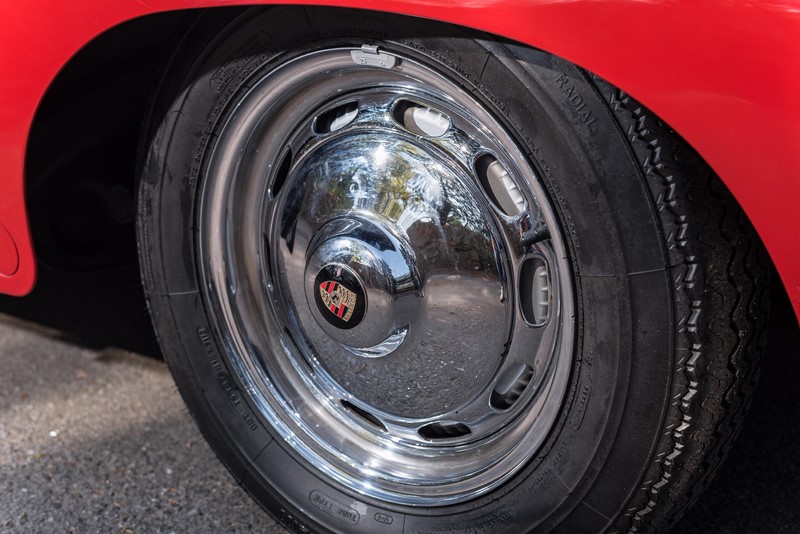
[
  {"x1": 418, "y1": 422, "x2": 471, "y2": 440},
  {"x1": 315, "y1": 102, "x2": 359, "y2": 133},
  {"x1": 392, "y1": 100, "x2": 451, "y2": 137},
  {"x1": 491, "y1": 363, "x2": 535, "y2": 410},
  {"x1": 262, "y1": 233, "x2": 272, "y2": 284},
  {"x1": 341, "y1": 400, "x2": 387, "y2": 432},
  {"x1": 271, "y1": 148, "x2": 292, "y2": 198},
  {"x1": 475, "y1": 154, "x2": 526, "y2": 216},
  {"x1": 519, "y1": 256, "x2": 550, "y2": 326}
]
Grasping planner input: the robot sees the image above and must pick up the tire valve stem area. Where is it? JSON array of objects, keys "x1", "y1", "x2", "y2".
[{"x1": 521, "y1": 224, "x2": 550, "y2": 246}]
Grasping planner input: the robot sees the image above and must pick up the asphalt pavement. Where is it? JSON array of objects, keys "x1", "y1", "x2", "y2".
[{"x1": 1, "y1": 264, "x2": 798, "y2": 533}]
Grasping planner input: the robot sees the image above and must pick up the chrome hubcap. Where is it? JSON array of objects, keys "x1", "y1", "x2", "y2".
[
  {"x1": 303, "y1": 215, "x2": 419, "y2": 357},
  {"x1": 288, "y1": 131, "x2": 512, "y2": 418},
  {"x1": 199, "y1": 45, "x2": 575, "y2": 505}
]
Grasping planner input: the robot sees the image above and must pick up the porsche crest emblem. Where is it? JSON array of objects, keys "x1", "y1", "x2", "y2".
[
  {"x1": 319, "y1": 280, "x2": 358, "y2": 323},
  {"x1": 313, "y1": 265, "x2": 366, "y2": 329}
]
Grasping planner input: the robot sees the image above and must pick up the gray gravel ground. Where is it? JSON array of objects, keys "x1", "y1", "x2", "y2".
[
  {"x1": 0, "y1": 264, "x2": 798, "y2": 533},
  {"x1": 0, "y1": 267, "x2": 286, "y2": 533},
  {"x1": 0, "y1": 319, "x2": 284, "y2": 533}
]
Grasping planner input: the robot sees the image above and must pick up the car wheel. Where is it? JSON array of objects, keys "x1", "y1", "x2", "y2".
[{"x1": 137, "y1": 7, "x2": 768, "y2": 532}]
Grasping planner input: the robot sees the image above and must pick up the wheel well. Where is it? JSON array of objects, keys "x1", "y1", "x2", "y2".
[{"x1": 24, "y1": 8, "x2": 241, "y2": 269}]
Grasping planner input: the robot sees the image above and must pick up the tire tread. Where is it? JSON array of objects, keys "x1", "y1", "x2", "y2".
[{"x1": 587, "y1": 76, "x2": 770, "y2": 533}]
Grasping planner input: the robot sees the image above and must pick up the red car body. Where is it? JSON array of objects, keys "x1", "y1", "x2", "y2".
[{"x1": 1, "y1": 0, "x2": 799, "y2": 322}]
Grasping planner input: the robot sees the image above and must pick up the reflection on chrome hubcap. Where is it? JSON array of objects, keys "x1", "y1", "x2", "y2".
[{"x1": 199, "y1": 45, "x2": 575, "y2": 505}]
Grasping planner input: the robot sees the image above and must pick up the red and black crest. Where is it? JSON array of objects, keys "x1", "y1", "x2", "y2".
[
  {"x1": 319, "y1": 280, "x2": 357, "y2": 322},
  {"x1": 313, "y1": 265, "x2": 366, "y2": 329}
]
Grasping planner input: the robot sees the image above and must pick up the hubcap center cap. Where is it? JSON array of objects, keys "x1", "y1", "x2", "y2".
[{"x1": 304, "y1": 217, "x2": 420, "y2": 356}]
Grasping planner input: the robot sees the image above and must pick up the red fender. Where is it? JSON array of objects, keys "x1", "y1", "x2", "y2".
[{"x1": 1, "y1": 0, "x2": 799, "y2": 319}]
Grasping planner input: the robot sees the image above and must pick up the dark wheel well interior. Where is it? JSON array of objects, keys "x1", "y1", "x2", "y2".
[{"x1": 24, "y1": 8, "x2": 242, "y2": 270}]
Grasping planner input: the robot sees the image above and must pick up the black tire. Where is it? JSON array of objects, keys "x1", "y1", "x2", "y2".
[{"x1": 137, "y1": 7, "x2": 769, "y2": 533}]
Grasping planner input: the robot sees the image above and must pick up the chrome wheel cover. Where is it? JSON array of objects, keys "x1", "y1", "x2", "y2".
[{"x1": 199, "y1": 45, "x2": 575, "y2": 506}]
